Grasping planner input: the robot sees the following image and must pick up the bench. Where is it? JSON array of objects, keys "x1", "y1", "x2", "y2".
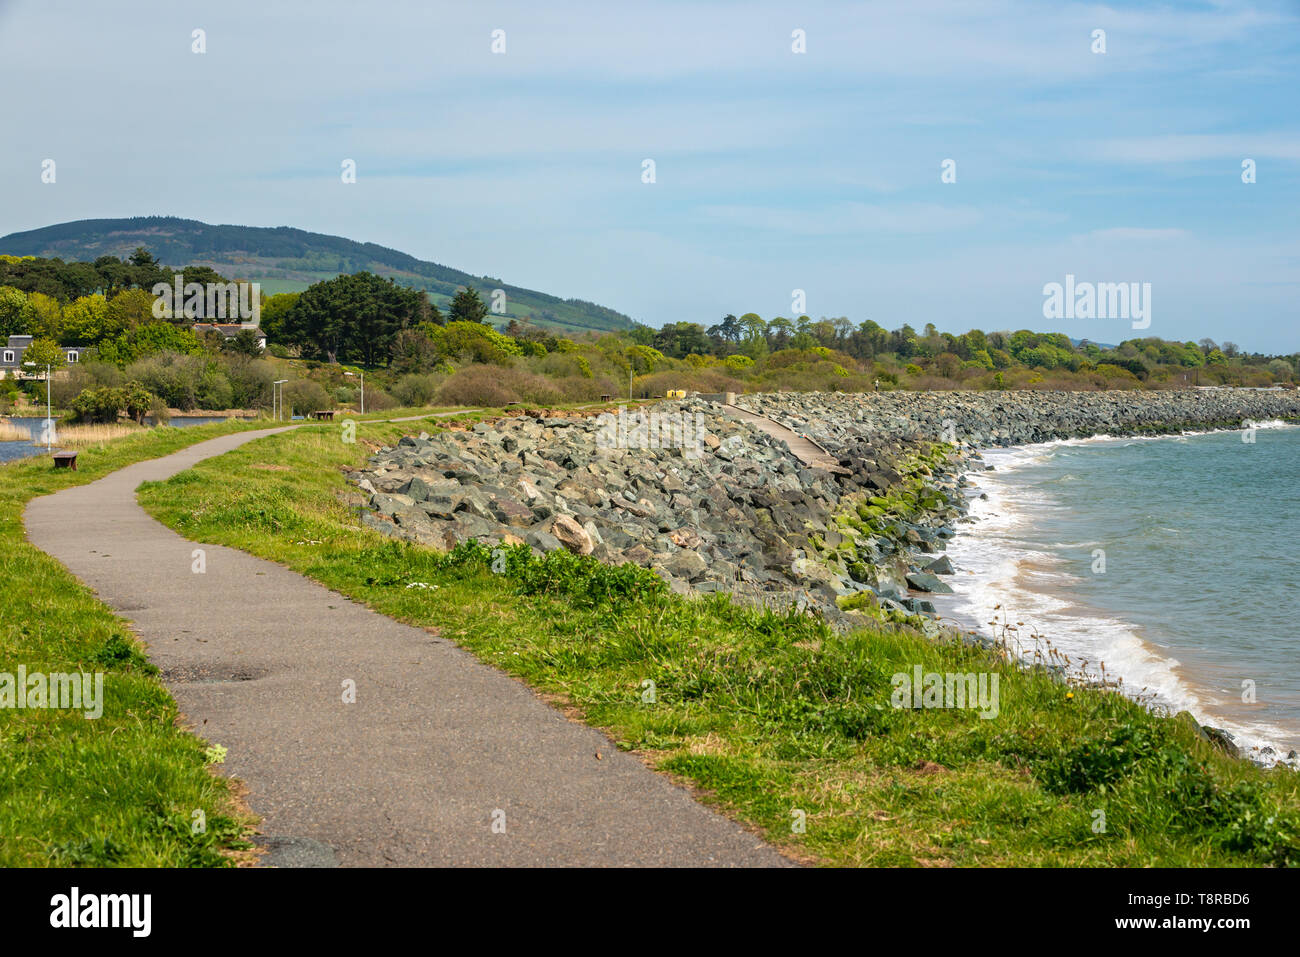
[
  {"x1": 52, "y1": 451, "x2": 78, "y2": 470},
  {"x1": 310, "y1": 410, "x2": 336, "y2": 420},
  {"x1": 599, "y1": 394, "x2": 612, "y2": 402}
]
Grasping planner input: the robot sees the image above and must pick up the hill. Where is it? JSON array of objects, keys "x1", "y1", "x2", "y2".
[{"x1": 0, "y1": 216, "x2": 635, "y2": 335}]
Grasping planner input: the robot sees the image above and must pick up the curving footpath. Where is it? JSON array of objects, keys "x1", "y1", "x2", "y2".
[{"x1": 24, "y1": 426, "x2": 791, "y2": 867}]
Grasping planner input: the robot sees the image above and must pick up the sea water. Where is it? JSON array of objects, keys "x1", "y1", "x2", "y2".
[{"x1": 936, "y1": 423, "x2": 1300, "y2": 764}]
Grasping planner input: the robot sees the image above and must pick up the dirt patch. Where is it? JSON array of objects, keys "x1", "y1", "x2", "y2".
[{"x1": 912, "y1": 760, "x2": 948, "y2": 775}]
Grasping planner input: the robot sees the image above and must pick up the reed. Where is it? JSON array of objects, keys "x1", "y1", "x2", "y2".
[
  {"x1": 0, "y1": 420, "x2": 33, "y2": 442},
  {"x1": 42, "y1": 422, "x2": 144, "y2": 446}
]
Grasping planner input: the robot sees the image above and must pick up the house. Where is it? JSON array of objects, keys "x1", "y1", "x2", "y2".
[
  {"x1": 192, "y1": 322, "x2": 266, "y2": 351},
  {"x1": 0, "y1": 336, "x2": 84, "y2": 379}
]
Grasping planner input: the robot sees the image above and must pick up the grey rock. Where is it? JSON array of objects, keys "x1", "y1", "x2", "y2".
[{"x1": 905, "y1": 571, "x2": 954, "y2": 594}]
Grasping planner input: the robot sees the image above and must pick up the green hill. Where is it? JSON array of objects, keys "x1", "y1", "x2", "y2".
[{"x1": 0, "y1": 216, "x2": 635, "y2": 335}]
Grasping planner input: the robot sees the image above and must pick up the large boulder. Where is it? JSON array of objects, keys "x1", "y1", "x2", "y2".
[
  {"x1": 552, "y1": 515, "x2": 594, "y2": 556},
  {"x1": 905, "y1": 571, "x2": 953, "y2": 594}
]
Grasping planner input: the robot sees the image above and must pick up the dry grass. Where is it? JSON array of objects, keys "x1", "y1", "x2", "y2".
[
  {"x1": 43, "y1": 422, "x2": 144, "y2": 446},
  {"x1": 0, "y1": 421, "x2": 32, "y2": 442}
]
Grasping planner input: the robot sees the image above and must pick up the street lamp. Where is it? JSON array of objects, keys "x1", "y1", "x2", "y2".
[
  {"x1": 273, "y1": 379, "x2": 288, "y2": 421},
  {"x1": 22, "y1": 361, "x2": 52, "y2": 454},
  {"x1": 344, "y1": 370, "x2": 364, "y2": 414}
]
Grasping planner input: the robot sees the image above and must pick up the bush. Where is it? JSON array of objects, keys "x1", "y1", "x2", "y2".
[
  {"x1": 391, "y1": 373, "x2": 443, "y2": 407},
  {"x1": 225, "y1": 358, "x2": 275, "y2": 410},
  {"x1": 68, "y1": 387, "x2": 124, "y2": 424},
  {"x1": 67, "y1": 381, "x2": 152, "y2": 424},
  {"x1": 430, "y1": 321, "x2": 522, "y2": 365},
  {"x1": 98, "y1": 324, "x2": 203, "y2": 366},
  {"x1": 636, "y1": 369, "x2": 745, "y2": 396},
  {"x1": 435, "y1": 365, "x2": 527, "y2": 406},
  {"x1": 196, "y1": 369, "x2": 234, "y2": 410},
  {"x1": 148, "y1": 395, "x2": 170, "y2": 425},
  {"x1": 435, "y1": 364, "x2": 585, "y2": 407},
  {"x1": 281, "y1": 379, "x2": 331, "y2": 416},
  {"x1": 126, "y1": 353, "x2": 201, "y2": 410},
  {"x1": 360, "y1": 387, "x2": 398, "y2": 412}
]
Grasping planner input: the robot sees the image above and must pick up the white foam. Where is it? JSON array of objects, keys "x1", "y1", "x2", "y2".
[{"x1": 944, "y1": 435, "x2": 1298, "y2": 767}]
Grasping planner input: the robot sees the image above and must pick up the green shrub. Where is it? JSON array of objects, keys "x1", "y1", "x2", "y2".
[
  {"x1": 196, "y1": 369, "x2": 234, "y2": 410},
  {"x1": 392, "y1": 373, "x2": 442, "y2": 407},
  {"x1": 281, "y1": 379, "x2": 331, "y2": 416}
]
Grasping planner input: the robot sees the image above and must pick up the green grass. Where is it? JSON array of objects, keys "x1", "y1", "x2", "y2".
[
  {"x1": 0, "y1": 420, "x2": 267, "y2": 866},
  {"x1": 134, "y1": 420, "x2": 1300, "y2": 866}
]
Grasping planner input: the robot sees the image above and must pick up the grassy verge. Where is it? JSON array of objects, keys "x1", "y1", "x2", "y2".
[
  {"x1": 137, "y1": 420, "x2": 1300, "y2": 866},
  {"x1": 0, "y1": 420, "x2": 267, "y2": 866}
]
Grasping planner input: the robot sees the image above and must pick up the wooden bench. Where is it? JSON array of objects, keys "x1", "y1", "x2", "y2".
[
  {"x1": 599, "y1": 394, "x2": 612, "y2": 402},
  {"x1": 52, "y1": 451, "x2": 78, "y2": 470},
  {"x1": 310, "y1": 410, "x2": 336, "y2": 421}
]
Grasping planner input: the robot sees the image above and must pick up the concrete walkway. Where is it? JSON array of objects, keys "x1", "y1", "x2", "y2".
[
  {"x1": 724, "y1": 404, "x2": 849, "y2": 474},
  {"x1": 24, "y1": 427, "x2": 790, "y2": 867}
]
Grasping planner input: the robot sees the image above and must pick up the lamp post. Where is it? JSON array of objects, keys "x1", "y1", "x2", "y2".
[
  {"x1": 273, "y1": 379, "x2": 288, "y2": 421},
  {"x1": 22, "y1": 361, "x2": 52, "y2": 453},
  {"x1": 344, "y1": 370, "x2": 364, "y2": 414}
]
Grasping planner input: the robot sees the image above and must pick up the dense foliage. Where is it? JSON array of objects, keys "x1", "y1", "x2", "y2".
[{"x1": 3, "y1": 250, "x2": 1296, "y2": 419}]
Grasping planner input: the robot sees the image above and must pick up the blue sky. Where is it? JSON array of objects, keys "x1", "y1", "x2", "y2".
[{"x1": 1, "y1": 0, "x2": 1297, "y2": 351}]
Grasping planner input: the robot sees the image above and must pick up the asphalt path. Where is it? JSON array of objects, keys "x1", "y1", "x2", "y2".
[{"x1": 24, "y1": 424, "x2": 791, "y2": 867}]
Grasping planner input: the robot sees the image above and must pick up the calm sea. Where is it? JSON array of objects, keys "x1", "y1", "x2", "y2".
[{"x1": 936, "y1": 423, "x2": 1300, "y2": 764}]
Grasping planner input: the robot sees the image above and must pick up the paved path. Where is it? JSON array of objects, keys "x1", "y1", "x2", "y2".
[
  {"x1": 24, "y1": 427, "x2": 790, "y2": 867},
  {"x1": 724, "y1": 404, "x2": 849, "y2": 474}
]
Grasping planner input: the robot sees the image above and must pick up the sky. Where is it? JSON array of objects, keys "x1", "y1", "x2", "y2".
[{"x1": 0, "y1": 0, "x2": 1297, "y2": 352}]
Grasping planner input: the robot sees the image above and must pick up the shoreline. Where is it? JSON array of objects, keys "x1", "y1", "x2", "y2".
[
  {"x1": 936, "y1": 425, "x2": 1300, "y2": 768},
  {"x1": 732, "y1": 390, "x2": 1300, "y2": 768}
]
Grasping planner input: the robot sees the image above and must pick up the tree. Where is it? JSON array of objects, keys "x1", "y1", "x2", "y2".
[
  {"x1": 768, "y1": 316, "x2": 794, "y2": 350},
  {"x1": 22, "y1": 337, "x2": 66, "y2": 370},
  {"x1": 105, "y1": 288, "x2": 155, "y2": 333},
  {"x1": 627, "y1": 323, "x2": 655, "y2": 346},
  {"x1": 739, "y1": 314, "x2": 769, "y2": 360},
  {"x1": 391, "y1": 327, "x2": 440, "y2": 373},
  {"x1": 97, "y1": 323, "x2": 204, "y2": 366},
  {"x1": 0, "y1": 286, "x2": 35, "y2": 338},
  {"x1": 433, "y1": 321, "x2": 522, "y2": 365},
  {"x1": 706, "y1": 314, "x2": 742, "y2": 348},
  {"x1": 447, "y1": 286, "x2": 489, "y2": 324},
  {"x1": 652, "y1": 322, "x2": 711, "y2": 359},
  {"x1": 284, "y1": 272, "x2": 423, "y2": 364},
  {"x1": 258, "y1": 292, "x2": 299, "y2": 344},
  {"x1": 226, "y1": 329, "x2": 264, "y2": 356},
  {"x1": 122, "y1": 380, "x2": 154, "y2": 423},
  {"x1": 27, "y1": 292, "x2": 63, "y2": 339},
  {"x1": 60, "y1": 294, "x2": 117, "y2": 343},
  {"x1": 625, "y1": 344, "x2": 665, "y2": 374},
  {"x1": 126, "y1": 247, "x2": 168, "y2": 291},
  {"x1": 69, "y1": 386, "x2": 127, "y2": 424}
]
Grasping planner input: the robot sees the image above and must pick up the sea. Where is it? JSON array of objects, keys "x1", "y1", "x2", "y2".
[{"x1": 933, "y1": 422, "x2": 1300, "y2": 765}]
